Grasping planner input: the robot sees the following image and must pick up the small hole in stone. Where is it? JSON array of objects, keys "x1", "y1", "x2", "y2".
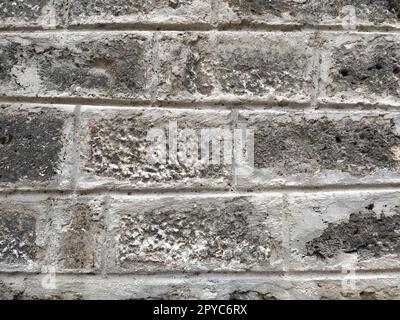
[
  {"x1": 375, "y1": 63, "x2": 383, "y2": 70},
  {"x1": 0, "y1": 134, "x2": 12, "y2": 145},
  {"x1": 394, "y1": 66, "x2": 400, "y2": 74},
  {"x1": 335, "y1": 136, "x2": 342, "y2": 143},
  {"x1": 339, "y1": 68, "x2": 350, "y2": 77},
  {"x1": 366, "y1": 203, "x2": 375, "y2": 210}
]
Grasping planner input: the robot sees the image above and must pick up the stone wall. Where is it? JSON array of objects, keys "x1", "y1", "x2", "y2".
[{"x1": 0, "y1": 0, "x2": 400, "y2": 300}]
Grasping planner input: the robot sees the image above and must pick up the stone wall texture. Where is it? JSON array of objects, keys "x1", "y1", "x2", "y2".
[{"x1": 0, "y1": 0, "x2": 400, "y2": 300}]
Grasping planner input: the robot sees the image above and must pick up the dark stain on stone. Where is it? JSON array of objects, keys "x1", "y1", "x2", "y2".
[
  {"x1": 0, "y1": 42, "x2": 20, "y2": 82},
  {"x1": 118, "y1": 198, "x2": 279, "y2": 266},
  {"x1": 0, "y1": 281, "x2": 27, "y2": 300},
  {"x1": 0, "y1": 206, "x2": 38, "y2": 264},
  {"x1": 0, "y1": 108, "x2": 66, "y2": 183},
  {"x1": 224, "y1": 0, "x2": 400, "y2": 21},
  {"x1": 230, "y1": 290, "x2": 277, "y2": 300},
  {"x1": 388, "y1": 0, "x2": 400, "y2": 18},
  {"x1": 359, "y1": 287, "x2": 398, "y2": 300},
  {"x1": 306, "y1": 206, "x2": 400, "y2": 259},
  {"x1": 331, "y1": 39, "x2": 400, "y2": 96},
  {"x1": 253, "y1": 116, "x2": 400, "y2": 176},
  {"x1": 61, "y1": 204, "x2": 103, "y2": 269},
  {"x1": 182, "y1": 50, "x2": 213, "y2": 95},
  {"x1": 168, "y1": 0, "x2": 193, "y2": 9}
]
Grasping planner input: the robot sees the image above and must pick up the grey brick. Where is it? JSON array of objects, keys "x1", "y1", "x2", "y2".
[
  {"x1": 217, "y1": 0, "x2": 400, "y2": 28},
  {"x1": 158, "y1": 32, "x2": 316, "y2": 103},
  {"x1": 157, "y1": 33, "x2": 217, "y2": 101},
  {"x1": 236, "y1": 110, "x2": 400, "y2": 189},
  {"x1": 287, "y1": 191, "x2": 400, "y2": 271},
  {"x1": 0, "y1": 0, "x2": 67, "y2": 29},
  {"x1": 0, "y1": 104, "x2": 74, "y2": 190},
  {"x1": 106, "y1": 195, "x2": 283, "y2": 272},
  {"x1": 53, "y1": 198, "x2": 106, "y2": 273},
  {"x1": 0, "y1": 198, "x2": 50, "y2": 272},
  {"x1": 0, "y1": 32, "x2": 153, "y2": 100},
  {"x1": 78, "y1": 107, "x2": 232, "y2": 190},
  {"x1": 67, "y1": 0, "x2": 212, "y2": 26},
  {"x1": 320, "y1": 33, "x2": 400, "y2": 105}
]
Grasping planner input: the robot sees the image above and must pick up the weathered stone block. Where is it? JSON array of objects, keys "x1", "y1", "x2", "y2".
[
  {"x1": 0, "y1": 0, "x2": 66, "y2": 29},
  {"x1": 309, "y1": 278, "x2": 400, "y2": 300},
  {"x1": 236, "y1": 110, "x2": 400, "y2": 189},
  {"x1": 157, "y1": 32, "x2": 217, "y2": 101},
  {"x1": 0, "y1": 32, "x2": 153, "y2": 100},
  {"x1": 106, "y1": 195, "x2": 283, "y2": 272},
  {"x1": 158, "y1": 32, "x2": 315, "y2": 103},
  {"x1": 320, "y1": 33, "x2": 400, "y2": 105},
  {"x1": 0, "y1": 198, "x2": 50, "y2": 272},
  {"x1": 287, "y1": 191, "x2": 400, "y2": 271},
  {"x1": 217, "y1": 0, "x2": 400, "y2": 28},
  {"x1": 78, "y1": 107, "x2": 232, "y2": 190},
  {"x1": 53, "y1": 198, "x2": 106, "y2": 272},
  {"x1": 0, "y1": 104, "x2": 74, "y2": 190},
  {"x1": 67, "y1": 0, "x2": 212, "y2": 26},
  {"x1": 2, "y1": 274, "x2": 400, "y2": 300}
]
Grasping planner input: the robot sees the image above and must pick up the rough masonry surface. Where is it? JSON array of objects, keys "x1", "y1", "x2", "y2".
[{"x1": 1, "y1": 0, "x2": 400, "y2": 300}]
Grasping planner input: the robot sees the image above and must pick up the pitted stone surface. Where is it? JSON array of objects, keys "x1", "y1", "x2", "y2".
[
  {"x1": 79, "y1": 108, "x2": 232, "y2": 190},
  {"x1": 0, "y1": 205, "x2": 39, "y2": 265},
  {"x1": 60, "y1": 203, "x2": 104, "y2": 270},
  {"x1": 253, "y1": 116, "x2": 400, "y2": 175},
  {"x1": 287, "y1": 192, "x2": 400, "y2": 271},
  {"x1": 0, "y1": 105, "x2": 70, "y2": 186},
  {"x1": 321, "y1": 34, "x2": 400, "y2": 104},
  {"x1": 0, "y1": 0, "x2": 66, "y2": 29},
  {"x1": 3, "y1": 0, "x2": 400, "y2": 302},
  {"x1": 158, "y1": 33, "x2": 216, "y2": 100},
  {"x1": 236, "y1": 111, "x2": 400, "y2": 188},
  {"x1": 68, "y1": 0, "x2": 212, "y2": 25},
  {"x1": 158, "y1": 32, "x2": 315, "y2": 102},
  {"x1": 219, "y1": 0, "x2": 400, "y2": 26},
  {"x1": 109, "y1": 196, "x2": 283, "y2": 272},
  {"x1": 0, "y1": 0, "x2": 48, "y2": 20},
  {"x1": 217, "y1": 33, "x2": 314, "y2": 101},
  {"x1": 306, "y1": 208, "x2": 400, "y2": 259},
  {"x1": 0, "y1": 33, "x2": 153, "y2": 99}
]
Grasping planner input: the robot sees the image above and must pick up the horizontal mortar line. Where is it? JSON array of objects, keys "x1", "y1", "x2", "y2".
[
  {"x1": 0, "y1": 96, "x2": 313, "y2": 110},
  {"x1": 2, "y1": 269, "x2": 400, "y2": 280},
  {"x1": 316, "y1": 101, "x2": 400, "y2": 110},
  {"x1": 155, "y1": 99, "x2": 313, "y2": 109},
  {"x1": 218, "y1": 23, "x2": 400, "y2": 34},
  {"x1": 0, "y1": 96, "x2": 152, "y2": 107},
  {"x1": 0, "y1": 188, "x2": 236, "y2": 198},
  {"x1": 236, "y1": 183, "x2": 400, "y2": 194},
  {"x1": 3, "y1": 184, "x2": 400, "y2": 198},
  {"x1": 67, "y1": 22, "x2": 215, "y2": 32},
  {"x1": 2, "y1": 96, "x2": 400, "y2": 111},
  {"x1": 0, "y1": 22, "x2": 399, "y2": 34}
]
